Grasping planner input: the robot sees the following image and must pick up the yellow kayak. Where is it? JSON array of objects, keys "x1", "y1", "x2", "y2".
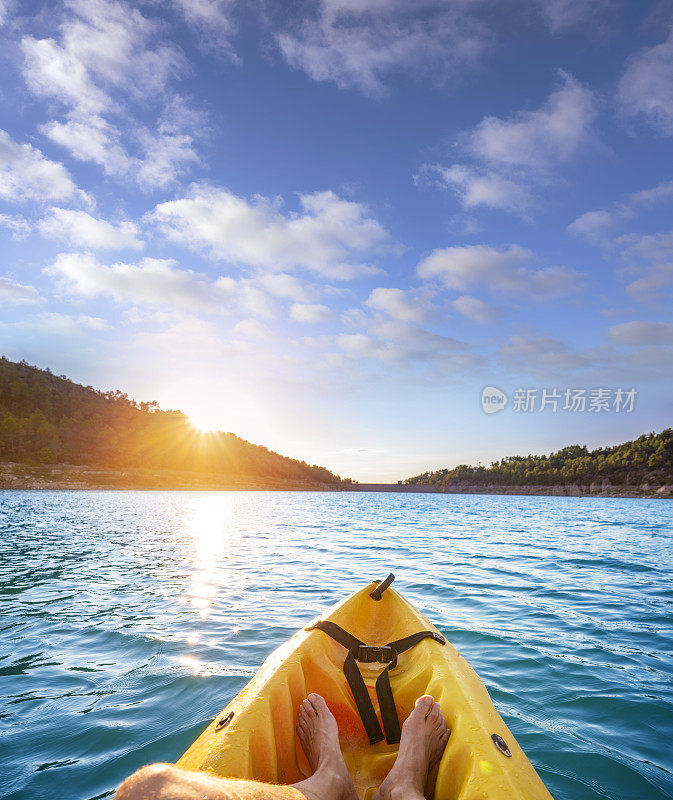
[{"x1": 178, "y1": 576, "x2": 554, "y2": 800}]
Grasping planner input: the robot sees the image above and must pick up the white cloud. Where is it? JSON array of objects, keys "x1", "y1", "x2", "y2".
[
  {"x1": 336, "y1": 332, "x2": 373, "y2": 352},
  {"x1": 21, "y1": 0, "x2": 198, "y2": 189},
  {"x1": 500, "y1": 332, "x2": 593, "y2": 373},
  {"x1": 340, "y1": 306, "x2": 370, "y2": 329},
  {"x1": 0, "y1": 214, "x2": 30, "y2": 239},
  {"x1": 628, "y1": 179, "x2": 673, "y2": 206},
  {"x1": 45, "y1": 252, "x2": 235, "y2": 310},
  {"x1": 0, "y1": 275, "x2": 43, "y2": 304},
  {"x1": 620, "y1": 230, "x2": 673, "y2": 264},
  {"x1": 365, "y1": 287, "x2": 429, "y2": 323},
  {"x1": 452, "y1": 294, "x2": 497, "y2": 324},
  {"x1": 77, "y1": 313, "x2": 110, "y2": 331},
  {"x1": 21, "y1": 0, "x2": 182, "y2": 114},
  {"x1": 41, "y1": 103, "x2": 199, "y2": 190},
  {"x1": 468, "y1": 71, "x2": 596, "y2": 172},
  {"x1": 501, "y1": 326, "x2": 673, "y2": 381},
  {"x1": 609, "y1": 321, "x2": 673, "y2": 346},
  {"x1": 619, "y1": 28, "x2": 673, "y2": 135},
  {"x1": 426, "y1": 72, "x2": 597, "y2": 215},
  {"x1": 538, "y1": 0, "x2": 616, "y2": 34},
  {"x1": 561, "y1": 184, "x2": 673, "y2": 314},
  {"x1": 276, "y1": 0, "x2": 489, "y2": 97},
  {"x1": 148, "y1": 185, "x2": 394, "y2": 280},
  {"x1": 497, "y1": 328, "x2": 673, "y2": 381},
  {"x1": 1, "y1": 311, "x2": 110, "y2": 336},
  {"x1": 0, "y1": 129, "x2": 81, "y2": 203},
  {"x1": 256, "y1": 272, "x2": 315, "y2": 302},
  {"x1": 567, "y1": 209, "x2": 615, "y2": 244},
  {"x1": 625, "y1": 264, "x2": 673, "y2": 299},
  {"x1": 42, "y1": 114, "x2": 131, "y2": 177},
  {"x1": 135, "y1": 125, "x2": 198, "y2": 190},
  {"x1": 290, "y1": 302, "x2": 332, "y2": 323},
  {"x1": 232, "y1": 318, "x2": 274, "y2": 340},
  {"x1": 568, "y1": 206, "x2": 673, "y2": 302},
  {"x1": 21, "y1": 33, "x2": 107, "y2": 116},
  {"x1": 274, "y1": 1, "x2": 615, "y2": 97},
  {"x1": 39, "y1": 208, "x2": 143, "y2": 250},
  {"x1": 618, "y1": 230, "x2": 673, "y2": 300},
  {"x1": 417, "y1": 244, "x2": 584, "y2": 300},
  {"x1": 43, "y1": 251, "x2": 322, "y2": 320},
  {"x1": 423, "y1": 164, "x2": 533, "y2": 215},
  {"x1": 568, "y1": 180, "x2": 673, "y2": 245},
  {"x1": 170, "y1": 0, "x2": 239, "y2": 58},
  {"x1": 232, "y1": 283, "x2": 278, "y2": 319},
  {"x1": 335, "y1": 318, "x2": 476, "y2": 370}
]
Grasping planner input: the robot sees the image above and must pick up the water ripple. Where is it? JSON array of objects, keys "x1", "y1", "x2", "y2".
[{"x1": 0, "y1": 490, "x2": 671, "y2": 800}]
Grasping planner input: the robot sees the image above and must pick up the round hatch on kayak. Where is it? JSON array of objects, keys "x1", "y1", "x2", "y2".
[{"x1": 215, "y1": 711, "x2": 234, "y2": 731}]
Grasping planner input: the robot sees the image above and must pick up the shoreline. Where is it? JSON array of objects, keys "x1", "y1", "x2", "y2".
[
  {"x1": 0, "y1": 462, "x2": 333, "y2": 492},
  {"x1": 341, "y1": 482, "x2": 672, "y2": 499},
  {"x1": 1, "y1": 463, "x2": 670, "y2": 498}
]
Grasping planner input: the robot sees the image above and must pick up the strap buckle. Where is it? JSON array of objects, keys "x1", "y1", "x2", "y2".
[{"x1": 356, "y1": 645, "x2": 395, "y2": 664}]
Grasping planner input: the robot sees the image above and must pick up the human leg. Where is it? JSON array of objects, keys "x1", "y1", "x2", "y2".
[{"x1": 113, "y1": 692, "x2": 357, "y2": 800}]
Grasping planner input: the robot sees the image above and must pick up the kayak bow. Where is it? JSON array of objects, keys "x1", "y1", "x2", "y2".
[{"x1": 178, "y1": 577, "x2": 554, "y2": 800}]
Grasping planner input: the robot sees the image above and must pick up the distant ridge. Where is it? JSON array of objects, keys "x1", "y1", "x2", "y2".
[
  {"x1": 406, "y1": 430, "x2": 673, "y2": 495},
  {"x1": 0, "y1": 357, "x2": 344, "y2": 487}
]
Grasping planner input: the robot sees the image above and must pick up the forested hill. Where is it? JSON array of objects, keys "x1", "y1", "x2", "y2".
[
  {"x1": 406, "y1": 430, "x2": 673, "y2": 490},
  {"x1": 0, "y1": 357, "x2": 343, "y2": 485}
]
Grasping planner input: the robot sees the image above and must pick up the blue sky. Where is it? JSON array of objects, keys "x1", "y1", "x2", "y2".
[{"x1": 0, "y1": 0, "x2": 671, "y2": 481}]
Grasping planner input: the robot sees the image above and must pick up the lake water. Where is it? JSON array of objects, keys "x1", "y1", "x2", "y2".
[{"x1": 1, "y1": 490, "x2": 671, "y2": 800}]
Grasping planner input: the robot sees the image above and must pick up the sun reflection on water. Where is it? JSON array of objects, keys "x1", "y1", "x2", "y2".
[
  {"x1": 178, "y1": 655, "x2": 206, "y2": 675},
  {"x1": 186, "y1": 494, "x2": 234, "y2": 621}
]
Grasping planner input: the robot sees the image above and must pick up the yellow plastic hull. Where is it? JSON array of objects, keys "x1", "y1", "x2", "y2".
[{"x1": 178, "y1": 582, "x2": 554, "y2": 799}]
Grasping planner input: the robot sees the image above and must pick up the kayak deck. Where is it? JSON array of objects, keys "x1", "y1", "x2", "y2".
[{"x1": 178, "y1": 581, "x2": 553, "y2": 799}]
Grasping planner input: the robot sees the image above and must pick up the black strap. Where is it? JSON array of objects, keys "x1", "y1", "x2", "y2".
[
  {"x1": 307, "y1": 621, "x2": 445, "y2": 745},
  {"x1": 374, "y1": 630, "x2": 445, "y2": 744},
  {"x1": 308, "y1": 621, "x2": 385, "y2": 744},
  {"x1": 310, "y1": 620, "x2": 363, "y2": 650}
]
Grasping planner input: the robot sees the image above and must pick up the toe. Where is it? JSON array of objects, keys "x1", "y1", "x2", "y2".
[
  {"x1": 301, "y1": 699, "x2": 315, "y2": 717},
  {"x1": 427, "y1": 702, "x2": 443, "y2": 726},
  {"x1": 415, "y1": 694, "x2": 435, "y2": 715},
  {"x1": 307, "y1": 693, "x2": 327, "y2": 715}
]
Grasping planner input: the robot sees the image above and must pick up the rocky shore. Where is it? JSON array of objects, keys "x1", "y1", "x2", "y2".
[
  {"x1": 340, "y1": 482, "x2": 671, "y2": 498},
  {"x1": 417, "y1": 482, "x2": 672, "y2": 498},
  {"x1": 0, "y1": 462, "x2": 335, "y2": 491},
  {"x1": 1, "y1": 462, "x2": 670, "y2": 498}
]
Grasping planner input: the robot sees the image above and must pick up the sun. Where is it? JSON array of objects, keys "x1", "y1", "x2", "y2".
[{"x1": 187, "y1": 410, "x2": 224, "y2": 434}]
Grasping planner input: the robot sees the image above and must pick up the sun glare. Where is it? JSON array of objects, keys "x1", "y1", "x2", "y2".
[
  {"x1": 187, "y1": 411, "x2": 223, "y2": 433},
  {"x1": 176, "y1": 385, "x2": 277, "y2": 444}
]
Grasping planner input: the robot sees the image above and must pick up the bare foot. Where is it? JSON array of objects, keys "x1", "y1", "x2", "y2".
[
  {"x1": 373, "y1": 695, "x2": 450, "y2": 800},
  {"x1": 293, "y1": 693, "x2": 357, "y2": 800}
]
